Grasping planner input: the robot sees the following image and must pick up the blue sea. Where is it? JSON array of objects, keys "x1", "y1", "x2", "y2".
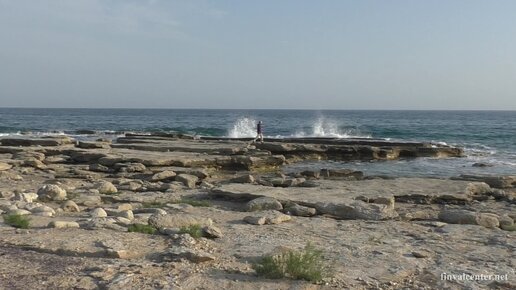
[{"x1": 0, "y1": 108, "x2": 514, "y2": 178}]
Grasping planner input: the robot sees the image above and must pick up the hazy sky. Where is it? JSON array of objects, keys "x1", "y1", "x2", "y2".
[{"x1": 1, "y1": 0, "x2": 515, "y2": 109}]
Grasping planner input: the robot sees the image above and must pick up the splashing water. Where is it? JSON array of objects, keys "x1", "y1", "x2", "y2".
[
  {"x1": 294, "y1": 118, "x2": 371, "y2": 138},
  {"x1": 228, "y1": 118, "x2": 257, "y2": 138}
]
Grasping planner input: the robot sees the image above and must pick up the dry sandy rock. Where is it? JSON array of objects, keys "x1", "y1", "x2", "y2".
[
  {"x1": 175, "y1": 174, "x2": 198, "y2": 188},
  {"x1": 148, "y1": 213, "x2": 212, "y2": 230},
  {"x1": 246, "y1": 197, "x2": 283, "y2": 212},
  {"x1": 37, "y1": 184, "x2": 67, "y2": 201},
  {"x1": 96, "y1": 181, "x2": 118, "y2": 195},
  {"x1": 48, "y1": 221, "x2": 80, "y2": 229},
  {"x1": 61, "y1": 200, "x2": 80, "y2": 212}
]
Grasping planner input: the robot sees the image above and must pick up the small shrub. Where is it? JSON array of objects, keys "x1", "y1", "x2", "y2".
[
  {"x1": 4, "y1": 214, "x2": 31, "y2": 229},
  {"x1": 178, "y1": 198, "x2": 211, "y2": 207},
  {"x1": 501, "y1": 224, "x2": 516, "y2": 231},
  {"x1": 179, "y1": 224, "x2": 203, "y2": 238},
  {"x1": 141, "y1": 201, "x2": 166, "y2": 208},
  {"x1": 253, "y1": 243, "x2": 329, "y2": 283},
  {"x1": 128, "y1": 223, "x2": 157, "y2": 234}
]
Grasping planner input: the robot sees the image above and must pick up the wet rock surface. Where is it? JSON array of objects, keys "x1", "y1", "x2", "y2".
[{"x1": 0, "y1": 135, "x2": 513, "y2": 289}]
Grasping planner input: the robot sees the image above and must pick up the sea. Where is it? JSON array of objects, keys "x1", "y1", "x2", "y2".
[{"x1": 0, "y1": 108, "x2": 514, "y2": 178}]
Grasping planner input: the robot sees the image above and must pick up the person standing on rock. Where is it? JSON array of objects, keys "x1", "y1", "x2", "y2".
[{"x1": 254, "y1": 121, "x2": 264, "y2": 143}]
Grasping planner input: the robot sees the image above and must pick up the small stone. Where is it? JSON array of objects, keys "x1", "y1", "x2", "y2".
[
  {"x1": 13, "y1": 192, "x2": 38, "y2": 203},
  {"x1": 202, "y1": 225, "x2": 223, "y2": 238},
  {"x1": 412, "y1": 250, "x2": 432, "y2": 258},
  {"x1": 23, "y1": 158, "x2": 47, "y2": 170},
  {"x1": 164, "y1": 247, "x2": 216, "y2": 263},
  {"x1": 499, "y1": 215, "x2": 514, "y2": 228},
  {"x1": 48, "y1": 221, "x2": 80, "y2": 229},
  {"x1": 118, "y1": 210, "x2": 134, "y2": 220},
  {"x1": 8, "y1": 209, "x2": 31, "y2": 216},
  {"x1": 96, "y1": 181, "x2": 118, "y2": 195},
  {"x1": 91, "y1": 208, "x2": 108, "y2": 218},
  {"x1": 244, "y1": 216, "x2": 267, "y2": 225},
  {"x1": 30, "y1": 205, "x2": 55, "y2": 215},
  {"x1": 117, "y1": 203, "x2": 133, "y2": 211},
  {"x1": 37, "y1": 184, "x2": 67, "y2": 201},
  {"x1": 476, "y1": 213, "x2": 500, "y2": 228},
  {"x1": 246, "y1": 197, "x2": 283, "y2": 212},
  {"x1": 284, "y1": 202, "x2": 316, "y2": 217},
  {"x1": 229, "y1": 175, "x2": 255, "y2": 184},
  {"x1": 151, "y1": 170, "x2": 177, "y2": 182},
  {"x1": 175, "y1": 174, "x2": 199, "y2": 189},
  {"x1": 61, "y1": 200, "x2": 80, "y2": 212},
  {"x1": 0, "y1": 162, "x2": 12, "y2": 171}
]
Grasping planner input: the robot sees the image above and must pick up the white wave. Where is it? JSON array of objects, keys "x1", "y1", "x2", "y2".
[
  {"x1": 294, "y1": 117, "x2": 371, "y2": 139},
  {"x1": 228, "y1": 117, "x2": 257, "y2": 138},
  {"x1": 0, "y1": 132, "x2": 22, "y2": 137}
]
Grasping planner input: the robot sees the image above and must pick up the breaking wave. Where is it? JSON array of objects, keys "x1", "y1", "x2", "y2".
[{"x1": 227, "y1": 117, "x2": 371, "y2": 139}]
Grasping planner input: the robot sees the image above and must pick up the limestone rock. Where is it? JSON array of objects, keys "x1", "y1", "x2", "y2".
[
  {"x1": 13, "y1": 192, "x2": 38, "y2": 203},
  {"x1": 438, "y1": 209, "x2": 477, "y2": 225},
  {"x1": 89, "y1": 163, "x2": 110, "y2": 173},
  {"x1": 246, "y1": 197, "x2": 283, "y2": 212},
  {"x1": 476, "y1": 213, "x2": 500, "y2": 228},
  {"x1": 8, "y1": 209, "x2": 31, "y2": 216},
  {"x1": 37, "y1": 184, "x2": 67, "y2": 201},
  {"x1": 91, "y1": 208, "x2": 108, "y2": 218},
  {"x1": 175, "y1": 174, "x2": 198, "y2": 189},
  {"x1": 320, "y1": 169, "x2": 364, "y2": 180},
  {"x1": 499, "y1": 215, "x2": 514, "y2": 228},
  {"x1": 316, "y1": 201, "x2": 398, "y2": 220},
  {"x1": 0, "y1": 162, "x2": 12, "y2": 171},
  {"x1": 118, "y1": 210, "x2": 134, "y2": 220},
  {"x1": 23, "y1": 158, "x2": 47, "y2": 170},
  {"x1": 244, "y1": 210, "x2": 291, "y2": 225},
  {"x1": 163, "y1": 247, "x2": 215, "y2": 263},
  {"x1": 48, "y1": 221, "x2": 80, "y2": 229},
  {"x1": 243, "y1": 215, "x2": 266, "y2": 225},
  {"x1": 202, "y1": 225, "x2": 223, "y2": 238},
  {"x1": 61, "y1": 200, "x2": 80, "y2": 212},
  {"x1": 439, "y1": 209, "x2": 500, "y2": 228},
  {"x1": 96, "y1": 181, "x2": 118, "y2": 195},
  {"x1": 117, "y1": 203, "x2": 133, "y2": 211},
  {"x1": 151, "y1": 170, "x2": 176, "y2": 182},
  {"x1": 30, "y1": 205, "x2": 55, "y2": 215},
  {"x1": 284, "y1": 202, "x2": 316, "y2": 217},
  {"x1": 116, "y1": 162, "x2": 147, "y2": 173},
  {"x1": 229, "y1": 174, "x2": 255, "y2": 184},
  {"x1": 148, "y1": 213, "x2": 212, "y2": 230}
]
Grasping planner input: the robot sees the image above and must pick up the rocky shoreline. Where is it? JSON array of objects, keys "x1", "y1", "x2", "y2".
[{"x1": 0, "y1": 134, "x2": 514, "y2": 289}]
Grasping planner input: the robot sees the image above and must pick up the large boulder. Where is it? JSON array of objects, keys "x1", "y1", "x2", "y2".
[
  {"x1": 246, "y1": 197, "x2": 283, "y2": 212},
  {"x1": 37, "y1": 185, "x2": 67, "y2": 201}
]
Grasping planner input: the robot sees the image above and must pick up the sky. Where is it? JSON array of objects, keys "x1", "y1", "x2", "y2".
[{"x1": 0, "y1": 0, "x2": 515, "y2": 110}]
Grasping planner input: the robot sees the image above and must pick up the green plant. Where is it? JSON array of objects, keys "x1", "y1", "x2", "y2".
[
  {"x1": 3, "y1": 214, "x2": 31, "y2": 229},
  {"x1": 174, "y1": 198, "x2": 211, "y2": 207},
  {"x1": 178, "y1": 224, "x2": 203, "y2": 238},
  {"x1": 141, "y1": 201, "x2": 167, "y2": 208},
  {"x1": 501, "y1": 224, "x2": 516, "y2": 231},
  {"x1": 253, "y1": 243, "x2": 329, "y2": 283},
  {"x1": 128, "y1": 223, "x2": 157, "y2": 234}
]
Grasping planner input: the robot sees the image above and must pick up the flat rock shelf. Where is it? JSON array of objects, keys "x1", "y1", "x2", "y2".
[{"x1": 0, "y1": 134, "x2": 514, "y2": 289}]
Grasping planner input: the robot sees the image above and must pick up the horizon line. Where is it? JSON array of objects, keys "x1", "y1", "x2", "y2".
[{"x1": 0, "y1": 107, "x2": 515, "y2": 112}]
